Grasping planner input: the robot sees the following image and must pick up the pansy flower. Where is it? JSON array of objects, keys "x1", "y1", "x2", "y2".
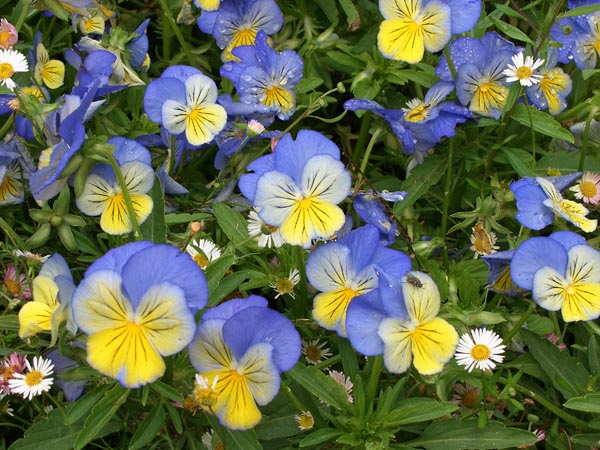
[
  {"x1": 511, "y1": 231, "x2": 600, "y2": 322},
  {"x1": 239, "y1": 130, "x2": 351, "y2": 248},
  {"x1": 377, "y1": 0, "x2": 481, "y2": 64},
  {"x1": 144, "y1": 65, "x2": 227, "y2": 146},
  {"x1": 510, "y1": 173, "x2": 597, "y2": 232},
  {"x1": 306, "y1": 225, "x2": 412, "y2": 336},
  {"x1": 0, "y1": 141, "x2": 26, "y2": 205},
  {"x1": 72, "y1": 241, "x2": 207, "y2": 388},
  {"x1": 552, "y1": 11, "x2": 600, "y2": 70},
  {"x1": 0, "y1": 85, "x2": 48, "y2": 140},
  {"x1": 525, "y1": 52, "x2": 572, "y2": 116},
  {"x1": 221, "y1": 31, "x2": 304, "y2": 120},
  {"x1": 197, "y1": 0, "x2": 283, "y2": 61},
  {"x1": 76, "y1": 137, "x2": 154, "y2": 235},
  {"x1": 346, "y1": 271, "x2": 458, "y2": 375},
  {"x1": 481, "y1": 250, "x2": 526, "y2": 297},
  {"x1": 31, "y1": 33, "x2": 65, "y2": 90},
  {"x1": 188, "y1": 296, "x2": 301, "y2": 430},
  {"x1": 18, "y1": 254, "x2": 76, "y2": 346}
]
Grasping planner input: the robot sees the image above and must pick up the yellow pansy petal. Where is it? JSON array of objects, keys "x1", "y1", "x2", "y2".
[
  {"x1": 136, "y1": 283, "x2": 196, "y2": 356},
  {"x1": 76, "y1": 173, "x2": 115, "y2": 216},
  {"x1": 213, "y1": 368, "x2": 263, "y2": 430},
  {"x1": 86, "y1": 322, "x2": 166, "y2": 388},
  {"x1": 541, "y1": 68, "x2": 571, "y2": 115},
  {"x1": 470, "y1": 82, "x2": 508, "y2": 117},
  {"x1": 378, "y1": 18, "x2": 426, "y2": 63},
  {"x1": 185, "y1": 103, "x2": 227, "y2": 146},
  {"x1": 411, "y1": 317, "x2": 458, "y2": 375},
  {"x1": 237, "y1": 343, "x2": 279, "y2": 406},
  {"x1": 402, "y1": 272, "x2": 441, "y2": 324},
  {"x1": 0, "y1": 174, "x2": 23, "y2": 204},
  {"x1": 40, "y1": 60, "x2": 65, "y2": 89},
  {"x1": 32, "y1": 275, "x2": 59, "y2": 308},
  {"x1": 99, "y1": 193, "x2": 152, "y2": 235},
  {"x1": 313, "y1": 288, "x2": 359, "y2": 336},
  {"x1": 197, "y1": 0, "x2": 220, "y2": 10},
  {"x1": 378, "y1": 317, "x2": 413, "y2": 374},
  {"x1": 263, "y1": 85, "x2": 294, "y2": 114},
  {"x1": 561, "y1": 281, "x2": 600, "y2": 322},
  {"x1": 18, "y1": 300, "x2": 55, "y2": 337},
  {"x1": 280, "y1": 198, "x2": 345, "y2": 248}
]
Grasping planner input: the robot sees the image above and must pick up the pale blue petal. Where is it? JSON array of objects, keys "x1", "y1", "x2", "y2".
[
  {"x1": 549, "y1": 230, "x2": 587, "y2": 252},
  {"x1": 337, "y1": 225, "x2": 380, "y2": 272},
  {"x1": 346, "y1": 290, "x2": 386, "y2": 356},
  {"x1": 443, "y1": 0, "x2": 481, "y2": 34},
  {"x1": 201, "y1": 295, "x2": 268, "y2": 322},
  {"x1": 511, "y1": 237, "x2": 568, "y2": 290},
  {"x1": 306, "y1": 242, "x2": 353, "y2": 291},
  {"x1": 86, "y1": 241, "x2": 153, "y2": 276},
  {"x1": 143, "y1": 78, "x2": 186, "y2": 123},
  {"x1": 109, "y1": 137, "x2": 152, "y2": 166}
]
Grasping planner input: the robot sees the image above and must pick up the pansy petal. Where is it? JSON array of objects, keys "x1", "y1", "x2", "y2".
[
  {"x1": 532, "y1": 266, "x2": 570, "y2": 312},
  {"x1": 346, "y1": 291, "x2": 387, "y2": 355},
  {"x1": 109, "y1": 137, "x2": 152, "y2": 166},
  {"x1": 237, "y1": 342, "x2": 280, "y2": 405},
  {"x1": 378, "y1": 18, "x2": 425, "y2": 63},
  {"x1": 378, "y1": 317, "x2": 413, "y2": 374},
  {"x1": 184, "y1": 103, "x2": 227, "y2": 146},
  {"x1": 100, "y1": 193, "x2": 152, "y2": 235},
  {"x1": 401, "y1": 272, "x2": 440, "y2": 323},
  {"x1": 189, "y1": 319, "x2": 233, "y2": 372},
  {"x1": 186, "y1": 73, "x2": 219, "y2": 106},
  {"x1": 313, "y1": 288, "x2": 359, "y2": 336},
  {"x1": 40, "y1": 60, "x2": 65, "y2": 89},
  {"x1": 162, "y1": 99, "x2": 188, "y2": 135},
  {"x1": 144, "y1": 77, "x2": 186, "y2": 123},
  {"x1": 121, "y1": 161, "x2": 154, "y2": 194},
  {"x1": 201, "y1": 296, "x2": 268, "y2": 322},
  {"x1": 301, "y1": 154, "x2": 351, "y2": 204},
  {"x1": 306, "y1": 243, "x2": 352, "y2": 291},
  {"x1": 443, "y1": 0, "x2": 481, "y2": 34},
  {"x1": 213, "y1": 365, "x2": 263, "y2": 430},
  {"x1": 511, "y1": 237, "x2": 568, "y2": 290},
  {"x1": 281, "y1": 198, "x2": 346, "y2": 248},
  {"x1": 254, "y1": 170, "x2": 301, "y2": 226},
  {"x1": 76, "y1": 173, "x2": 115, "y2": 216},
  {"x1": 411, "y1": 317, "x2": 458, "y2": 375}
]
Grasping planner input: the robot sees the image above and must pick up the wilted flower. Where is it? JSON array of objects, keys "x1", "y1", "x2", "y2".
[
  {"x1": 0, "y1": 19, "x2": 18, "y2": 49},
  {"x1": 328, "y1": 370, "x2": 353, "y2": 403},
  {"x1": 2, "y1": 264, "x2": 31, "y2": 300}
]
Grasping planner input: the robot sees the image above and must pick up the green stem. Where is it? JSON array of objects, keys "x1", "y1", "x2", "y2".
[
  {"x1": 157, "y1": 0, "x2": 194, "y2": 65},
  {"x1": 353, "y1": 112, "x2": 372, "y2": 165},
  {"x1": 443, "y1": 46, "x2": 457, "y2": 81},
  {"x1": 523, "y1": 96, "x2": 536, "y2": 172},
  {"x1": 0, "y1": 114, "x2": 14, "y2": 140},
  {"x1": 366, "y1": 355, "x2": 383, "y2": 406},
  {"x1": 502, "y1": 302, "x2": 536, "y2": 346},
  {"x1": 0, "y1": 216, "x2": 24, "y2": 246},
  {"x1": 107, "y1": 154, "x2": 143, "y2": 240},
  {"x1": 440, "y1": 139, "x2": 454, "y2": 270},
  {"x1": 497, "y1": 376, "x2": 590, "y2": 431},
  {"x1": 578, "y1": 108, "x2": 598, "y2": 172},
  {"x1": 293, "y1": 246, "x2": 308, "y2": 319},
  {"x1": 281, "y1": 383, "x2": 307, "y2": 412}
]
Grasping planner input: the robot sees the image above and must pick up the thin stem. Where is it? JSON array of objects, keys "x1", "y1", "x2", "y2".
[
  {"x1": 0, "y1": 216, "x2": 25, "y2": 246},
  {"x1": 443, "y1": 46, "x2": 457, "y2": 81},
  {"x1": 157, "y1": 0, "x2": 195, "y2": 66},
  {"x1": 293, "y1": 246, "x2": 308, "y2": 319},
  {"x1": 281, "y1": 383, "x2": 307, "y2": 412},
  {"x1": 353, "y1": 111, "x2": 372, "y2": 165},
  {"x1": 502, "y1": 302, "x2": 536, "y2": 346},
  {"x1": 440, "y1": 139, "x2": 454, "y2": 270},
  {"x1": 579, "y1": 108, "x2": 598, "y2": 172},
  {"x1": 107, "y1": 154, "x2": 143, "y2": 240}
]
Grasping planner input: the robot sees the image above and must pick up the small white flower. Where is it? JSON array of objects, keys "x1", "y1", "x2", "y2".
[
  {"x1": 295, "y1": 410, "x2": 315, "y2": 431},
  {"x1": 247, "y1": 209, "x2": 284, "y2": 248},
  {"x1": 11, "y1": 250, "x2": 50, "y2": 263},
  {"x1": 455, "y1": 328, "x2": 506, "y2": 373},
  {"x1": 186, "y1": 239, "x2": 222, "y2": 270},
  {"x1": 0, "y1": 49, "x2": 29, "y2": 91},
  {"x1": 7, "y1": 356, "x2": 54, "y2": 400},
  {"x1": 503, "y1": 52, "x2": 544, "y2": 87},
  {"x1": 328, "y1": 369, "x2": 353, "y2": 403},
  {"x1": 270, "y1": 268, "x2": 300, "y2": 299},
  {"x1": 302, "y1": 339, "x2": 333, "y2": 365}
]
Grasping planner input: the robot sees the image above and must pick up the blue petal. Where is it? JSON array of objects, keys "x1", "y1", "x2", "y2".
[
  {"x1": 443, "y1": 0, "x2": 481, "y2": 34},
  {"x1": 86, "y1": 241, "x2": 154, "y2": 276},
  {"x1": 238, "y1": 154, "x2": 275, "y2": 202},
  {"x1": 201, "y1": 296, "x2": 268, "y2": 322},
  {"x1": 377, "y1": 273, "x2": 408, "y2": 319},
  {"x1": 143, "y1": 77, "x2": 186, "y2": 123},
  {"x1": 337, "y1": 225, "x2": 381, "y2": 271},
  {"x1": 47, "y1": 349, "x2": 86, "y2": 401},
  {"x1": 436, "y1": 37, "x2": 486, "y2": 81},
  {"x1": 223, "y1": 306, "x2": 301, "y2": 372},
  {"x1": 511, "y1": 182, "x2": 554, "y2": 230},
  {"x1": 353, "y1": 195, "x2": 397, "y2": 245},
  {"x1": 108, "y1": 137, "x2": 152, "y2": 166},
  {"x1": 548, "y1": 230, "x2": 587, "y2": 252},
  {"x1": 511, "y1": 237, "x2": 568, "y2": 290},
  {"x1": 371, "y1": 247, "x2": 412, "y2": 280},
  {"x1": 346, "y1": 290, "x2": 386, "y2": 355}
]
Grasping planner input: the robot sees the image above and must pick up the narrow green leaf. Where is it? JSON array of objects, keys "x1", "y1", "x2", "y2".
[
  {"x1": 66, "y1": 384, "x2": 113, "y2": 424},
  {"x1": 395, "y1": 155, "x2": 447, "y2": 215},
  {"x1": 500, "y1": 148, "x2": 534, "y2": 177},
  {"x1": 317, "y1": 0, "x2": 338, "y2": 25},
  {"x1": 406, "y1": 419, "x2": 537, "y2": 450},
  {"x1": 589, "y1": 335, "x2": 600, "y2": 374},
  {"x1": 128, "y1": 402, "x2": 166, "y2": 450},
  {"x1": 212, "y1": 202, "x2": 249, "y2": 247},
  {"x1": 165, "y1": 401, "x2": 184, "y2": 435},
  {"x1": 150, "y1": 380, "x2": 184, "y2": 403},
  {"x1": 299, "y1": 428, "x2": 344, "y2": 447},
  {"x1": 206, "y1": 416, "x2": 262, "y2": 450},
  {"x1": 570, "y1": 434, "x2": 600, "y2": 446},
  {"x1": 208, "y1": 271, "x2": 249, "y2": 307},
  {"x1": 164, "y1": 212, "x2": 212, "y2": 225},
  {"x1": 558, "y1": 3, "x2": 600, "y2": 17},
  {"x1": 510, "y1": 104, "x2": 575, "y2": 143},
  {"x1": 286, "y1": 364, "x2": 352, "y2": 411},
  {"x1": 382, "y1": 398, "x2": 458, "y2": 427},
  {"x1": 140, "y1": 175, "x2": 166, "y2": 244},
  {"x1": 38, "y1": 0, "x2": 69, "y2": 20},
  {"x1": 0, "y1": 315, "x2": 19, "y2": 332},
  {"x1": 522, "y1": 329, "x2": 589, "y2": 399},
  {"x1": 74, "y1": 384, "x2": 129, "y2": 450},
  {"x1": 488, "y1": 17, "x2": 534, "y2": 44},
  {"x1": 338, "y1": 0, "x2": 358, "y2": 25},
  {"x1": 326, "y1": 51, "x2": 365, "y2": 70},
  {"x1": 295, "y1": 77, "x2": 324, "y2": 94},
  {"x1": 564, "y1": 393, "x2": 600, "y2": 413}
]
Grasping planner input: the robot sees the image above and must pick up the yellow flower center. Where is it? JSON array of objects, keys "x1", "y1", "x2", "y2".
[
  {"x1": 25, "y1": 369, "x2": 44, "y2": 387},
  {"x1": 297, "y1": 413, "x2": 315, "y2": 430},
  {"x1": 470, "y1": 344, "x2": 491, "y2": 361},
  {"x1": 230, "y1": 27, "x2": 257, "y2": 48},
  {"x1": 580, "y1": 180, "x2": 598, "y2": 198},
  {"x1": 0, "y1": 62, "x2": 15, "y2": 79},
  {"x1": 564, "y1": 283, "x2": 577, "y2": 296},
  {"x1": 273, "y1": 278, "x2": 294, "y2": 295},
  {"x1": 0, "y1": 30, "x2": 11, "y2": 47},
  {"x1": 263, "y1": 85, "x2": 292, "y2": 110},
  {"x1": 194, "y1": 386, "x2": 219, "y2": 408},
  {"x1": 261, "y1": 223, "x2": 279, "y2": 234},
  {"x1": 4, "y1": 278, "x2": 21, "y2": 296},
  {"x1": 193, "y1": 253, "x2": 209, "y2": 269},
  {"x1": 404, "y1": 104, "x2": 428, "y2": 123},
  {"x1": 479, "y1": 82, "x2": 492, "y2": 93},
  {"x1": 515, "y1": 66, "x2": 532, "y2": 80}
]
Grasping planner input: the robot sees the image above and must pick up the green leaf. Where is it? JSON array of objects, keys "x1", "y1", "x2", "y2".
[
  {"x1": 382, "y1": 398, "x2": 458, "y2": 427},
  {"x1": 564, "y1": 393, "x2": 600, "y2": 413},
  {"x1": 295, "y1": 77, "x2": 324, "y2": 94},
  {"x1": 538, "y1": 151, "x2": 600, "y2": 173},
  {"x1": 164, "y1": 212, "x2": 212, "y2": 225},
  {"x1": 38, "y1": 0, "x2": 68, "y2": 20},
  {"x1": 510, "y1": 104, "x2": 575, "y2": 143},
  {"x1": 0, "y1": 315, "x2": 18, "y2": 332},
  {"x1": 339, "y1": 0, "x2": 358, "y2": 26},
  {"x1": 570, "y1": 434, "x2": 600, "y2": 446},
  {"x1": 150, "y1": 380, "x2": 184, "y2": 403},
  {"x1": 522, "y1": 329, "x2": 589, "y2": 399},
  {"x1": 326, "y1": 50, "x2": 365, "y2": 71},
  {"x1": 8, "y1": 408, "x2": 83, "y2": 450},
  {"x1": 128, "y1": 402, "x2": 166, "y2": 450},
  {"x1": 74, "y1": 383, "x2": 129, "y2": 450},
  {"x1": 317, "y1": 0, "x2": 338, "y2": 25},
  {"x1": 394, "y1": 155, "x2": 447, "y2": 215},
  {"x1": 140, "y1": 175, "x2": 166, "y2": 244},
  {"x1": 212, "y1": 202, "x2": 249, "y2": 247},
  {"x1": 286, "y1": 364, "x2": 352, "y2": 411},
  {"x1": 589, "y1": 335, "x2": 600, "y2": 374},
  {"x1": 299, "y1": 428, "x2": 344, "y2": 447},
  {"x1": 500, "y1": 147, "x2": 534, "y2": 177},
  {"x1": 405, "y1": 419, "x2": 537, "y2": 450},
  {"x1": 488, "y1": 16, "x2": 534, "y2": 45},
  {"x1": 208, "y1": 270, "x2": 249, "y2": 307},
  {"x1": 206, "y1": 416, "x2": 262, "y2": 450},
  {"x1": 66, "y1": 384, "x2": 113, "y2": 424},
  {"x1": 558, "y1": 3, "x2": 600, "y2": 17}
]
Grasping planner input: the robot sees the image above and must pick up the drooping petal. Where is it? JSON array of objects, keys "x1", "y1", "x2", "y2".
[
  {"x1": 411, "y1": 317, "x2": 458, "y2": 375},
  {"x1": 378, "y1": 317, "x2": 413, "y2": 374}
]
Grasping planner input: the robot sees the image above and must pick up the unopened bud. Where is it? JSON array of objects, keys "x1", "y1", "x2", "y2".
[{"x1": 190, "y1": 221, "x2": 203, "y2": 235}]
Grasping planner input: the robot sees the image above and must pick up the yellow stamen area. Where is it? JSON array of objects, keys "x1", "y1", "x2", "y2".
[
  {"x1": 0, "y1": 30, "x2": 11, "y2": 47},
  {"x1": 230, "y1": 27, "x2": 257, "y2": 48},
  {"x1": 580, "y1": 181, "x2": 598, "y2": 198},
  {"x1": 0, "y1": 62, "x2": 15, "y2": 79},
  {"x1": 193, "y1": 253, "x2": 209, "y2": 269},
  {"x1": 25, "y1": 370, "x2": 43, "y2": 387},
  {"x1": 304, "y1": 344, "x2": 322, "y2": 363},
  {"x1": 470, "y1": 344, "x2": 491, "y2": 361},
  {"x1": 194, "y1": 386, "x2": 218, "y2": 408},
  {"x1": 263, "y1": 85, "x2": 293, "y2": 111},
  {"x1": 516, "y1": 66, "x2": 532, "y2": 80},
  {"x1": 404, "y1": 104, "x2": 428, "y2": 123},
  {"x1": 273, "y1": 278, "x2": 294, "y2": 295},
  {"x1": 5, "y1": 278, "x2": 21, "y2": 296}
]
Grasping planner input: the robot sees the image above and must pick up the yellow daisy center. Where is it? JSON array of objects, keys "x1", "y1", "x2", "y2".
[
  {"x1": 580, "y1": 180, "x2": 598, "y2": 198},
  {"x1": 4, "y1": 278, "x2": 21, "y2": 296},
  {"x1": 297, "y1": 413, "x2": 314, "y2": 430},
  {"x1": 194, "y1": 385, "x2": 218, "y2": 407},
  {"x1": 273, "y1": 278, "x2": 294, "y2": 294},
  {"x1": 0, "y1": 62, "x2": 15, "y2": 79},
  {"x1": 0, "y1": 30, "x2": 11, "y2": 47},
  {"x1": 470, "y1": 344, "x2": 491, "y2": 361},
  {"x1": 193, "y1": 253, "x2": 209, "y2": 269},
  {"x1": 25, "y1": 369, "x2": 44, "y2": 387},
  {"x1": 515, "y1": 66, "x2": 532, "y2": 80}
]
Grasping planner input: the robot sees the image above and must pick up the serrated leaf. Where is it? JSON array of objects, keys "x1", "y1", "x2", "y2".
[
  {"x1": 564, "y1": 393, "x2": 600, "y2": 413},
  {"x1": 140, "y1": 175, "x2": 166, "y2": 244},
  {"x1": 510, "y1": 104, "x2": 574, "y2": 143},
  {"x1": 405, "y1": 419, "x2": 537, "y2": 450},
  {"x1": 74, "y1": 384, "x2": 129, "y2": 450},
  {"x1": 128, "y1": 402, "x2": 166, "y2": 450},
  {"x1": 286, "y1": 364, "x2": 352, "y2": 411},
  {"x1": 212, "y1": 202, "x2": 249, "y2": 247},
  {"x1": 394, "y1": 155, "x2": 447, "y2": 215}
]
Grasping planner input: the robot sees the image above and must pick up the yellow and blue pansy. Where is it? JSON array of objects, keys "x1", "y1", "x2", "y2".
[
  {"x1": 72, "y1": 241, "x2": 207, "y2": 388},
  {"x1": 189, "y1": 296, "x2": 301, "y2": 430}
]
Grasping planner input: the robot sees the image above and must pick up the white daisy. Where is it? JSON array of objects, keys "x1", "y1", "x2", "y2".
[
  {"x1": 294, "y1": 410, "x2": 315, "y2": 431},
  {"x1": 302, "y1": 339, "x2": 333, "y2": 365},
  {"x1": 0, "y1": 49, "x2": 29, "y2": 91},
  {"x1": 503, "y1": 52, "x2": 544, "y2": 87},
  {"x1": 455, "y1": 328, "x2": 506, "y2": 373},
  {"x1": 247, "y1": 209, "x2": 284, "y2": 248},
  {"x1": 7, "y1": 356, "x2": 54, "y2": 400},
  {"x1": 270, "y1": 268, "x2": 300, "y2": 299},
  {"x1": 186, "y1": 239, "x2": 222, "y2": 270}
]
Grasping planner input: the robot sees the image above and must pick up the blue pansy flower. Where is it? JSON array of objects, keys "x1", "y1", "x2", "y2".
[
  {"x1": 511, "y1": 231, "x2": 600, "y2": 322},
  {"x1": 72, "y1": 241, "x2": 207, "y2": 388},
  {"x1": 197, "y1": 0, "x2": 283, "y2": 61},
  {"x1": 353, "y1": 191, "x2": 407, "y2": 245},
  {"x1": 525, "y1": 51, "x2": 572, "y2": 116},
  {"x1": 306, "y1": 225, "x2": 412, "y2": 336},
  {"x1": 220, "y1": 31, "x2": 304, "y2": 120},
  {"x1": 188, "y1": 295, "x2": 301, "y2": 430},
  {"x1": 481, "y1": 249, "x2": 526, "y2": 297},
  {"x1": 47, "y1": 348, "x2": 87, "y2": 401},
  {"x1": 0, "y1": 140, "x2": 27, "y2": 205}
]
